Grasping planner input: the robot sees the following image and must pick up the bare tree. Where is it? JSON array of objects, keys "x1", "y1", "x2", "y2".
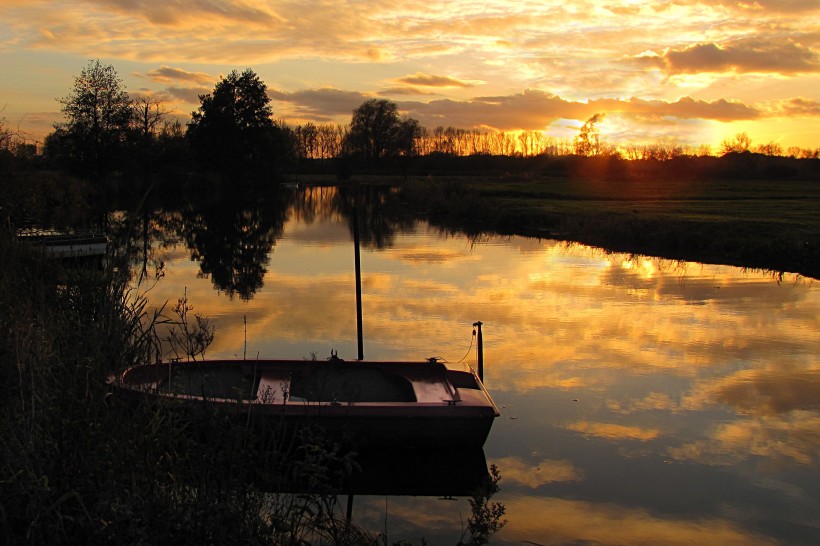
[
  {"x1": 132, "y1": 95, "x2": 172, "y2": 143},
  {"x1": 720, "y1": 132, "x2": 752, "y2": 154},
  {"x1": 754, "y1": 141, "x2": 783, "y2": 156}
]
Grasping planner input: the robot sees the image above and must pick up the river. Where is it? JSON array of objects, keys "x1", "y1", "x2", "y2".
[{"x1": 127, "y1": 185, "x2": 819, "y2": 545}]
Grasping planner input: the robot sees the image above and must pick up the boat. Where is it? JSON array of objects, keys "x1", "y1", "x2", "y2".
[
  {"x1": 113, "y1": 209, "x2": 498, "y2": 448},
  {"x1": 112, "y1": 351, "x2": 499, "y2": 448},
  {"x1": 17, "y1": 228, "x2": 107, "y2": 259}
]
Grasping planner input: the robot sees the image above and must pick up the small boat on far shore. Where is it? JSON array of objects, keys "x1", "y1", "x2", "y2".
[
  {"x1": 112, "y1": 353, "x2": 499, "y2": 448},
  {"x1": 17, "y1": 228, "x2": 107, "y2": 259}
]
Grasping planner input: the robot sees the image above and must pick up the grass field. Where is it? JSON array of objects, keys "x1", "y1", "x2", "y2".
[{"x1": 394, "y1": 174, "x2": 820, "y2": 279}]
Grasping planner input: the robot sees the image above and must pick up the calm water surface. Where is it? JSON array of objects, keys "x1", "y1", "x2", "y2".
[{"x1": 134, "y1": 187, "x2": 819, "y2": 545}]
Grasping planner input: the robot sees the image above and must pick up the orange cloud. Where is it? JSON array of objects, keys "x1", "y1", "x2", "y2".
[
  {"x1": 668, "y1": 411, "x2": 820, "y2": 466},
  {"x1": 268, "y1": 88, "x2": 370, "y2": 121},
  {"x1": 395, "y1": 72, "x2": 477, "y2": 88},
  {"x1": 89, "y1": 0, "x2": 285, "y2": 28},
  {"x1": 682, "y1": 367, "x2": 820, "y2": 417},
  {"x1": 652, "y1": 38, "x2": 820, "y2": 75},
  {"x1": 567, "y1": 421, "x2": 661, "y2": 442},
  {"x1": 500, "y1": 496, "x2": 777, "y2": 546},
  {"x1": 142, "y1": 65, "x2": 213, "y2": 85},
  {"x1": 491, "y1": 456, "x2": 582, "y2": 488},
  {"x1": 377, "y1": 87, "x2": 437, "y2": 97},
  {"x1": 396, "y1": 90, "x2": 760, "y2": 132},
  {"x1": 767, "y1": 97, "x2": 820, "y2": 117}
]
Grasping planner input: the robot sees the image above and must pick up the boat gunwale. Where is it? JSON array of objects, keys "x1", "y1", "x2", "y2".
[{"x1": 115, "y1": 359, "x2": 499, "y2": 416}]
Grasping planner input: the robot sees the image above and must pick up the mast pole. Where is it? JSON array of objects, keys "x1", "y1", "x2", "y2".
[
  {"x1": 473, "y1": 321, "x2": 484, "y2": 382},
  {"x1": 354, "y1": 206, "x2": 364, "y2": 360}
]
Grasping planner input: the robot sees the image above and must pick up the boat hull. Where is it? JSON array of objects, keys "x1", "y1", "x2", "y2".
[{"x1": 113, "y1": 358, "x2": 499, "y2": 449}]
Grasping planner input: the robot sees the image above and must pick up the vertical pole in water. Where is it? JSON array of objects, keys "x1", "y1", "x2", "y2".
[
  {"x1": 346, "y1": 494, "x2": 354, "y2": 528},
  {"x1": 353, "y1": 206, "x2": 364, "y2": 360},
  {"x1": 473, "y1": 321, "x2": 484, "y2": 382}
]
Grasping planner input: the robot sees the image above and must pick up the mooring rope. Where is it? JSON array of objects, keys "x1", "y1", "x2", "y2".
[{"x1": 455, "y1": 325, "x2": 476, "y2": 363}]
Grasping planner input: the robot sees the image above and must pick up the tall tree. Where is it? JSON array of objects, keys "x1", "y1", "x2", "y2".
[
  {"x1": 187, "y1": 68, "x2": 278, "y2": 176},
  {"x1": 345, "y1": 99, "x2": 421, "y2": 164},
  {"x1": 574, "y1": 113, "x2": 605, "y2": 157},
  {"x1": 56, "y1": 60, "x2": 133, "y2": 177}
]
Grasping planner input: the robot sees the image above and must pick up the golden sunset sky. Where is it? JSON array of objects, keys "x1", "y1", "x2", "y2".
[{"x1": 1, "y1": 0, "x2": 819, "y2": 151}]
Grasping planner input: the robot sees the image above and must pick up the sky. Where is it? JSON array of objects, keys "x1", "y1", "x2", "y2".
[{"x1": 1, "y1": 0, "x2": 819, "y2": 152}]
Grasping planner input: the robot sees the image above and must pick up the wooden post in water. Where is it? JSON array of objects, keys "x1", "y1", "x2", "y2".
[
  {"x1": 353, "y1": 206, "x2": 364, "y2": 360},
  {"x1": 473, "y1": 321, "x2": 484, "y2": 382}
]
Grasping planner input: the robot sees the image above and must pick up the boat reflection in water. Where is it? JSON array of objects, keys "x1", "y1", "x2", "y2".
[{"x1": 344, "y1": 447, "x2": 490, "y2": 497}]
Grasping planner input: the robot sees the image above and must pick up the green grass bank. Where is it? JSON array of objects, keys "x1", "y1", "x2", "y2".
[{"x1": 389, "y1": 173, "x2": 819, "y2": 280}]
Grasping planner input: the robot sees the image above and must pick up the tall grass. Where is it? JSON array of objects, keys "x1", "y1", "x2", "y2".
[{"x1": 0, "y1": 232, "x2": 375, "y2": 545}]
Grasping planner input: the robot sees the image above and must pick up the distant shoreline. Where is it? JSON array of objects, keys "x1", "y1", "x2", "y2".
[{"x1": 382, "y1": 171, "x2": 820, "y2": 280}]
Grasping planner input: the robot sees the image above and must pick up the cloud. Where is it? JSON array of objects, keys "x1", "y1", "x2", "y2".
[
  {"x1": 165, "y1": 86, "x2": 210, "y2": 105},
  {"x1": 142, "y1": 65, "x2": 213, "y2": 85},
  {"x1": 708, "y1": 0, "x2": 820, "y2": 14},
  {"x1": 649, "y1": 38, "x2": 820, "y2": 75},
  {"x1": 267, "y1": 87, "x2": 370, "y2": 122},
  {"x1": 88, "y1": 0, "x2": 285, "y2": 27},
  {"x1": 394, "y1": 72, "x2": 477, "y2": 88},
  {"x1": 768, "y1": 97, "x2": 820, "y2": 117},
  {"x1": 566, "y1": 421, "x2": 661, "y2": 442},
  {"x1": 396, "y1": 90, "x2": 760, "y2": 131},
  {"x1": 491, "y1": 456, "x2": 582, "y2": 488},
  {"x1": 502, "y1": 495, "x2": 777, "y2": 546},
  {"x1": 377, "y1": 87, "x2": 437, "y2": 97},
  {"x1": 399, "y1": 89, "x2": 589, "y2": 130},
  {"x1": 591, "y1": 96, "x2": 760, "y2": 122},
  {"x1": 683, "y1": 367, "x2": 820, "y2": 417},
  {"x1": 668, "y1": 411, "x2": 820, "y2": 466}
]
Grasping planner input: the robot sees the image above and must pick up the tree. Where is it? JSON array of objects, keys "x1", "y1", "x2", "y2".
[
  {"x1": 720, "y1": 132, "x2": 752, "y2": 155},
  {"x1": 574, "y1": 113, "x2": 605, "y2": 156},
  {"x1": 344, "y1": 99, "x2": 421, "y2": 164},
  {"x1": 754, "y1": 141, "x2": 783, "y2": 156},
  {"x1": 0, "y1": 109, "x2": 13, "y2": 152},
  {"x1": 131, "y1": 95, "x2": 171, "y2": 144},
  {"x1": 187, "y1": 68, "x2": 278, "y2": 175},
  {"x1": 56, "y1": 60, "x2": 133, "y2": 177}
]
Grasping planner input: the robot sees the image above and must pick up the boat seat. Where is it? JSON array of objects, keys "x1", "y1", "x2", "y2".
[{"x1": 256, "y1": 372, "x2": 291, "y2": 404}]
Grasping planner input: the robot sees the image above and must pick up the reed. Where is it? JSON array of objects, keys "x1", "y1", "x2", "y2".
[{"x1": 0, "y1": 232, "x2": 376, "y2": 545}]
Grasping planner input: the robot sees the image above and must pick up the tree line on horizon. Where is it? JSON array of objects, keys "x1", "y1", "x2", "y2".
[{"x1": 1, "y1": 60, "x2": 819, "y2": 183}]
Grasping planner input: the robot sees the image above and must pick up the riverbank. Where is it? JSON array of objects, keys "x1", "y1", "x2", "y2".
[{"x1": 388, "y1": 174, "x2": 820, "y2": 280}]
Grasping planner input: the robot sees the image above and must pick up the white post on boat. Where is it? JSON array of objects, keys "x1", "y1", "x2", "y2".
[
  {"x1": 473, "y1": 321, "x2": 484, "y2": 382},
  {"x1": 353, "y1": 206, "x2": 364, "y2": 360}
]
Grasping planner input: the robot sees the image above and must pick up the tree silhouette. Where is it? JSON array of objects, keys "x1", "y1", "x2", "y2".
[
  {"x1": 720, "y1": 132, "x2": 752, "y2": 155},
  {"x1": 132, "y1": 95, "x2": 171, "y2": 145},
  {"x1": 55, "y1": 60, "x2": 133, "y2": 177},
  {"x1": 344, "y1": 99, "x2": 421, "y2": 164},
  {"x1": 187, "y1": 68, "x2": 278, "y2": 176},
  {"x1": 574, "y1": 113, "x2": 605, "y2": 156}
]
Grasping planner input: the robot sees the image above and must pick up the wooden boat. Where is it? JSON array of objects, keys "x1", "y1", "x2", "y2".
[
  {"x1": 114, "y1": 213, "x2": 499, "y2": 449},
  {"x1": 112, "y1": 354, "x2": 499, "y2": 448},
  {"x1": 17, "y1": 228, "x2": 107, "y2": 258}
]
